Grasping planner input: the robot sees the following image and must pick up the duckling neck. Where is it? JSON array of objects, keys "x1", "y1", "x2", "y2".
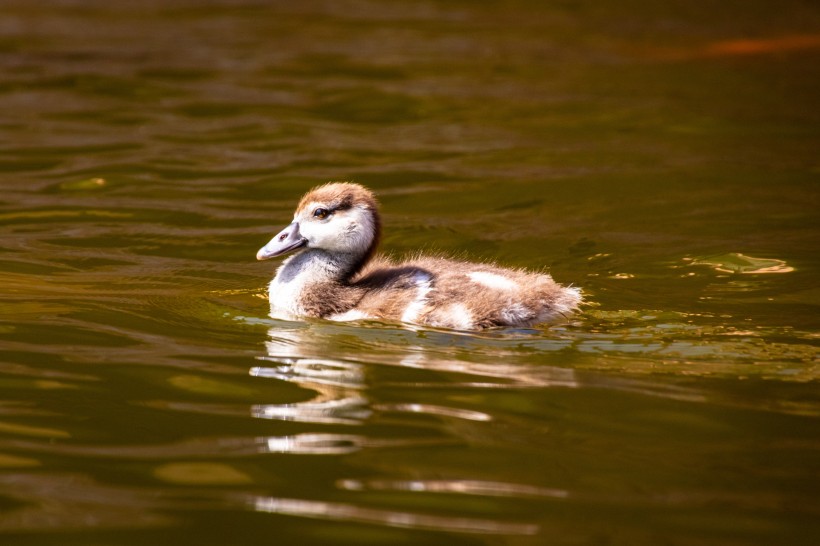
[
  {"x1": 269, "y1": 249, "x2": 365, "y2": 318},
  {"x1": 277, "y1": 249, "x2": 362, "y2": 284}
]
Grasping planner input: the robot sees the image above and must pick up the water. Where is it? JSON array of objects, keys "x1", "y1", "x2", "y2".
[{"x1": 1, "y1": 1, "x2": 819, "y2": 544}]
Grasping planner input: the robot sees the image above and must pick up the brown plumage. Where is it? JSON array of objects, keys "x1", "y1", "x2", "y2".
[{"x1": 257, "y1": 182, "x2": 581, "y2": 330}]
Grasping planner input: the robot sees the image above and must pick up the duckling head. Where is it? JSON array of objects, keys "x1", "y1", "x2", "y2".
[{"x1": 257, "y1": 182, "x2": 381, "y2": 273}]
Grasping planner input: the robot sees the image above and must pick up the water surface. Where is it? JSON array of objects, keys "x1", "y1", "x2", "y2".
[{"x1": 1, "y1": 1, "x2": 819, "y2": 545}]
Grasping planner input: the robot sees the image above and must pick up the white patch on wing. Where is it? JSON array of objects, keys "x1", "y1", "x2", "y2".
[
  {"x1": 445, "y1": 303, "x2": 473, "y2": 330},
  {"x1": 328, "y1": 309, "x2": 371, "y2": 322},
  {"x1": 468, "y1": 271, "x2": 518, "y2": 291},
  {"x1": 401, "y1": 272, "x2": 433, "y2": 324}
]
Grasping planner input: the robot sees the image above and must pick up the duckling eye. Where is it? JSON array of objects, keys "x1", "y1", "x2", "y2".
[{"x1": 313, "y1": 207, "x2": 329, "y2": 220}]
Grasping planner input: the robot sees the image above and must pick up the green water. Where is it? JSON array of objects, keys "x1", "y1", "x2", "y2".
[{"x1": 1, "y1": 1, "x2": 818, "y2": 544}]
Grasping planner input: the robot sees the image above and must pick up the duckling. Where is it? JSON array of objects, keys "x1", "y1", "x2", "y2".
[{"x1": 256, "y1": 182, "x2": 581, "y2": 330}]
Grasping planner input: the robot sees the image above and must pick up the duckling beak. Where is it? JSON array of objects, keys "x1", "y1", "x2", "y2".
[{"x1": 256, "y1": 222, "x2": 308, "y2": 260}]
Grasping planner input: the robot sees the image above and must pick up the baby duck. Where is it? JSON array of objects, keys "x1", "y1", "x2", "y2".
[{"x1": 257, "y1": 182, "x2": 581, "y2": 330}]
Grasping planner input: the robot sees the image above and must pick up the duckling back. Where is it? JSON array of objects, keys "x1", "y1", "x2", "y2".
[
  {"x1": 257, "y1": 182, "x2": 582, "y2": 330},
  {"x1": 352, "y1": 256, "x2": 581, "y2": 330}
]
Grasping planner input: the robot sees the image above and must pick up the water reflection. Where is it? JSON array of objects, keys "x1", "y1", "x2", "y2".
[
  {"x1": 338, "y1": 478, "x2": 570, "y2": 499},
  {"x1": 252, "y1": 349, "x2": 370, "y2": 425},
  {"x1": 252, "y1": 323, "x2": 580, "y2": 430},
  {"x1": 0, "y1": 432, "x2": 449, "y2": 458},
  {"x1": 0, "y1": 470, "x2": 541, "y2": 535},
  {"x1": 250, "y1": 495, "x2": 540, "y2": 535},
  {"x1": 253, "y1": 321, "x2": 712, "y2": 428},
  {"x1": 2, "y1": 313, "x2": 812, "y2": 537}
]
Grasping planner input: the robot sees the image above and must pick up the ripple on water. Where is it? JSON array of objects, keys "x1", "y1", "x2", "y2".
[
  {"x1": 568, "y1": 310, "x2": 819, "y2": 383},
  {"x1": 689, "y1": 253, "x2": 795, "y2": 274}
]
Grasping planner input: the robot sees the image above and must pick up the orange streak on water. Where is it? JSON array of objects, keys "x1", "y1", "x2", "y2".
[{"x1": 637, "y1": 34, "x2": 820, "y2": 60}]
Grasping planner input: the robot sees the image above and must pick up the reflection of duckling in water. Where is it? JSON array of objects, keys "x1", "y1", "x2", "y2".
[{"x1": 257, "y1": 182, "x2": 581, "y2": 330}]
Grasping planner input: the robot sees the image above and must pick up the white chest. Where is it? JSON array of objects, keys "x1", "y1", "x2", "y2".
[
  {"x1": 266, "y1": 251, "x2": 340, "y2": 319},
  {"x1": 267, "y1": 274, "x2": 304, "y2": 319}
]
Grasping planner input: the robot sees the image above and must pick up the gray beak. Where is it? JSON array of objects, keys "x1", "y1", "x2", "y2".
[{"x1": 256, "y1": 222, "x2": 307, "y2": 260}]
